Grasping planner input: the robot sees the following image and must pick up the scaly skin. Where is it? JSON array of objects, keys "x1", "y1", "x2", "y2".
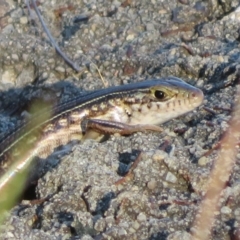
[{"x1": 0, "y1": 77, "x2": 204, "y2": 192}]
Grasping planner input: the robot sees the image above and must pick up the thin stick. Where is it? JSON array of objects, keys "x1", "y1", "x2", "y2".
[
  {"x1": 192, "y1": 85, "x2": 240, "y2": 239},
  {"x1": 28, "y1": 0, "x2": 108, "y2": 87},
  {"x1": 31, "y1": 0, "x2": 80, "y2": 71}
]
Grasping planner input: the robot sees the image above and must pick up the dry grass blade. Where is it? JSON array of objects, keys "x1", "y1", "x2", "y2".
[{"x1": 192, "y1": 85, "x2": 240, "y2": 239}]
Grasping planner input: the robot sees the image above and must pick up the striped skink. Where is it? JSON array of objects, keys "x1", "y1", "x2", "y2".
[{"x1": 0, "y1": 77, "x2": 204, "y2": 197}]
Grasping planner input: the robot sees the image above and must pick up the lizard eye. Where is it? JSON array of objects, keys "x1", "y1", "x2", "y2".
[{"x1": 154, "y1": 90, "x2": 166, "y2": 100}]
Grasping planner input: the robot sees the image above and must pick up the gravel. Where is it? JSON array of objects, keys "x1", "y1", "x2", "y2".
[{"x1": 0, "y1": 0, "x2": 240, "y2": 239}]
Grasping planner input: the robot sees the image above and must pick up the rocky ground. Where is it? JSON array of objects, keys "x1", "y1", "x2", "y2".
[{"x1": 0, "y1": 0, "x2": 240, "y2": 239}]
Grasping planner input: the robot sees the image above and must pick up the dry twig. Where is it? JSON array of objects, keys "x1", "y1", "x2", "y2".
[
  {"x1": 192, "y1": 85, "x2": 240, "y2": 239},
  {"x1": 26, "y1": 0, "x2": 108, "y2": 87}
]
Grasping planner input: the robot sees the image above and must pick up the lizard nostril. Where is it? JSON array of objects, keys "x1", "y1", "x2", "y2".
[
  {"x1": 191, "y1": 88, "x2": 204, "y2": 105},
  {"x1": 190, "y1": 89, "x2": 204, "y2": 106}
]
